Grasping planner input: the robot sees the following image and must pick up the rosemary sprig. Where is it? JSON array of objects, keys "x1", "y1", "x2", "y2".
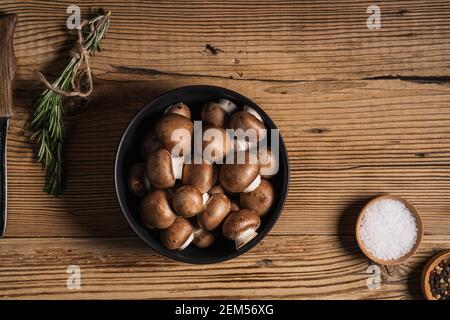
[{"x1": 31, "y1": 9, "x2": 110, "y2": 196}]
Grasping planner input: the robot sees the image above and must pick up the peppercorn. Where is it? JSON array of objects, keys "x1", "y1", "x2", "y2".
[{"x1": 429, "y1": 258, "x2": 450, "y2": 300}]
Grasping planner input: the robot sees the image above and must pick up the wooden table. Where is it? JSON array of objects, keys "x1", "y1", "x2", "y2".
[{"x1": 1, "y1": 0, "x2": 449, "y2": 299}]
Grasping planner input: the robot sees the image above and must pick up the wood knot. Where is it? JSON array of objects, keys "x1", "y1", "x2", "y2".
[
  {"x1": 310, "y1": 128, "x2": 329, "y2": 134},
  {"x1": 204, "y1": 44, "x2": 223, "y2": 55},
  {"x1": 415, "y1": 152, "x2": 428, "y2": 158},
  {"x1": 256, "y1": 259, "x2": 274, "y2": 267}
]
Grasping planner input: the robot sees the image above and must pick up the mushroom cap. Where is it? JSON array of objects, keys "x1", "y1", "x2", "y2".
[
  {"x1": 166, "y1": 102, "x2": 191, "y2": 119},
  {"x1": 172, "y1": 185, "x2": 204, "y2": 217},
  {"x1": 141, "y1": 131, "x2": 161, "y2": 159},
  {"x1": 201, "y1": 101, "x2": 227, "y2": 127},
  {"x1": 127, "y1": 163, "x2": 147, "y2": 197},
  {"x1": 155, "y1": 113, "x2": 193, "y2": 156},
  {"x1": 222, "y1": 209, "x2": 261, "y2": 240},
  {"x1": 146, "y1": 149, "x2": 175, "y2": 189},
  {"x1": 182, "y1": 161, "x2": 215, "y2": 193},
  {"x1": 219, "y1": 152, "x2": 260, "y2": 193},
  {"x1": 160, "y1": 217, "x2": 193, "y2": 250},
  {"x1": 229, "y1": 110, "x2": 266, "y2": 141},
  {"x1": 139, "y1": 189, "x2": 176, "y2": 229},
  {"x1": 193, "y1": 228, "x2": 215, "y2": 248},
  {"x1": 197, "y1": 126, "x2": 231, "y2": 164},
  {"x1": 240, "y1": 179, "x2": 275, "y2": 217},
  {"x1": 197, "y1": 193, "x2": 231, "y2": 231},
  {"x1": 208, "y1": 184, "x2": 225, "y2": 195}
]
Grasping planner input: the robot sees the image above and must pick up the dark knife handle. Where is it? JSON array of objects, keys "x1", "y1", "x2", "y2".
[{"x1": 0, "y1": 117, "x2": 8, "y2": 237}]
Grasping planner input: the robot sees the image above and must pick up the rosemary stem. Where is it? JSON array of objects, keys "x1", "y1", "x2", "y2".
[{"x1": 31, "y1": 9, "x2": 110, "y2": 196}]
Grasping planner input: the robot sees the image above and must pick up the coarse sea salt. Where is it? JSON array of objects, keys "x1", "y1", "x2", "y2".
[{"x1": 359, "y1": 199, "x2": 418, "y2": 261}]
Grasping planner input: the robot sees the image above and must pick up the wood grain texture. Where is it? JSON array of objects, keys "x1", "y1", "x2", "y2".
[
  {"x1": 0, "y1": 235, "x2": 448, "y2": 299},
  {"x1": 4, "y1": 0, "x2": 450, "y2": 81},
  {"x1": 6, "y1": 78, "x2": 450, "y2": 237},
  {"x1": 0, "y1": 0, "x2": 449, "y2": 299},
  {"x1": 0, "y1": 13, "x2": 17, "y2": 116}
]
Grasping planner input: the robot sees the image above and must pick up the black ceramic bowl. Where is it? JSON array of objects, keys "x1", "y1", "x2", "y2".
[{"x1": 115, "y1": 85, "x2": 289, "y2": 264}]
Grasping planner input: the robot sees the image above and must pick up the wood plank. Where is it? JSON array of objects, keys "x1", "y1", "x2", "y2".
[
  {"x1": 5, "y1": 78, "x2": 450, "y2": 237},
  {"x1": 1, "y1": 0, "x2": 449, "y2": 82},
  {"x1": 0, "y1": 0, "x2": 449, "y2": 301},
  {"x1": 0, "y1": 235, "x2": 447, "y2": 299}
]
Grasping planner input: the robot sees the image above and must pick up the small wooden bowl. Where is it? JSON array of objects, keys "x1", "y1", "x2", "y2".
[
  {"x1": 355, "y1": 195, "x2": 423, "y2": 266},
  {"x1": 422, "y1": 250, "x2": 450, "y2": 300}
]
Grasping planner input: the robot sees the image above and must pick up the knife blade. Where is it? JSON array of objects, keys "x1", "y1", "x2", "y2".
[
  {"x1": 0, "y1": 118, "x2": 8, "y2": 236},
  {"x1": 0, "y1": 13, "x2": 17, "y2": 238}
]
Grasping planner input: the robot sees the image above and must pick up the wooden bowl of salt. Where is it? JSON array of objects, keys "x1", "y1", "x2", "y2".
[{"x1": 356, "y1": 195, "x2": 423, "y2": 265}]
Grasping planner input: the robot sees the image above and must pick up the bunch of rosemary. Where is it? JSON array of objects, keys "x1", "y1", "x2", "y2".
[{"x1": 31, "y1": 9, "x2": 110, "y2": 196}]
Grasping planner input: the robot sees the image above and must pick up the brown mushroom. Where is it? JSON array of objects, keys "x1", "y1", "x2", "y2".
[
  {"x1": 197, "y1": 126, "x2": 231, "y2": 164},
  {"x1": 141, "y1": 131, "x2": 161, "y2": 159},
  {"x1": 201, "y1": 99, "x2": 237, "y2": 127},
  {"x1": 198, "y1": 193, "x2": 231, "y2": 230},
  {"x1": 182, "y1": 161, "x2": 215, "y2": 193},
  {"x1": 240, "y1": 179, "x2": 274, "y2": 217},
  {"x1": 166, "y1": 102, "x2": 191, "y2": 119},
  {"x1": 201, "y1": 101, "x2": 226, "y2": 128},
  {"x1": 172, "y1": 185, "x2": 204, "y2": 218},
  {"x1": 192, "y1": 227, "x2": 215, "y2": 248},
  {"x1": 155, "y1": 113, "x2": 193, "y2": 156},
  {"x1": 139, "y1": 189, "x2": 176, "y2": 229},
  {"x1": 229, "y1": 106, "x2": 266, "y2": 152},
  {"x1": 222, "y1": 209, "x2": 261, "y2": 249},
  {"x1": 243, "y1": 105, "x2": 263, "y2": 122},
  {"x1": 219, "y1": 151, "x2": 261, "y2": 193},
  {"x1": 259, "y1": 147, "x2": 279, "y2": 178},
  {"x1": 146, "y1": 149, "x2": 183, "y2": 189},
  {"x1": 128, "y1": 163, "x2": 149, "y2": 197},
  {"x1": 160, "y1": 217, "x2": 194, "y2": 250},
  {"x1": 208, "y1": 184, "x2": 225, "y2": 195},
  {"x1": 229, "y1": 109, "x2": 266, "y2": 142}
]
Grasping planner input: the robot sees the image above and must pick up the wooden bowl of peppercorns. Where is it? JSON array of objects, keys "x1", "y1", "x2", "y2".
[{"x1": 422, "y1": 250, "x2": 450, "y2": 300}]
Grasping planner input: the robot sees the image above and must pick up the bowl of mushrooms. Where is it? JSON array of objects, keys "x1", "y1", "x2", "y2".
[{"x1": 115, "y1": 85, "x2": 289, "y2": 264}]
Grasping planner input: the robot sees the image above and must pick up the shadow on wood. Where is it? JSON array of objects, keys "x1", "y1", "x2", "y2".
[
  {"x1": 57, "y1": 79, "x2": 170, "y2": 237},
  {"x1": 337, "y1": 195, "x2": 375, "y2": 260}
]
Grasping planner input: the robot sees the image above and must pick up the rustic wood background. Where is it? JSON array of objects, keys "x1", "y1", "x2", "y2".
[{"x1": 0, "y1": 0, "x2": 449, "y2": 299}]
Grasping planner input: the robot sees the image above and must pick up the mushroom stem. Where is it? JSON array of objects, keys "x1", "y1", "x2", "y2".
[
  {"x1": 243, "y1": 174, "x2": 261, "y2": 193},
  {"x1": 164, "y1": 102, "x2": 191, "y2": 119},
  {"x1": 234, "y1": 138, "x2": 257, "y2": 152},
  {"x1": 235, "y1": 228, "x2": 258, "y2": 249},
  {"x1": 178, "y1": 232, "x2": 194, "y2": 251},
  {"x1": 202, "y1": 193, "x2": 210, "y2": 206},
  {"x1": 171, "y1": 156, "x2": 184, "y2": 180},
  {"x1": 243, "y1": 105, "x2": 263, "y2": 122},
  {"x1": 217, "y1": 98, "x2": 238, "y2": 114}
]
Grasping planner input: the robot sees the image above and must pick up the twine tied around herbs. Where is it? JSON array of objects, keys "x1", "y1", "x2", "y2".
[
  {"x1": 38, "y1": 19, "x2": 97, "y2": 98},
  {"x1": 31, "y1": 9, "x2": 111, "y2": 196}
]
